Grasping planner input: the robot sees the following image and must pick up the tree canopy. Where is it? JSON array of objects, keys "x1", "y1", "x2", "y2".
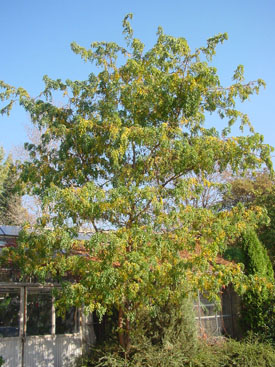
[{"x1": 0, "y1": 15, "x2": 274, "y2": 349}]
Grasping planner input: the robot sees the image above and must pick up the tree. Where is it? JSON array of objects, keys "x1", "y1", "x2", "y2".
[
  {"x1": 0, "y1": 147, "x2": 6, "y2": 192},
  {"x1": 221, "y1": 174, "x2": 275, "y2": 341},
  {"x1": 222, "y1": 172, "x2": 275, "y2": 266},
  {"x1": 0, "y1": 147, "x2": 29, "y2": 225},
  {"x1": 222, "y1": 175, "x2": 275, "y2": 340},
  {"x1": 0, "y1": 15, "x2": 273, "y2": 350}
]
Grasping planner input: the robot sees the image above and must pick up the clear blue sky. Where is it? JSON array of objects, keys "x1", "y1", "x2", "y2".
[{"x1": 1, "y1": 0, "x2": 274, "y2": 158}]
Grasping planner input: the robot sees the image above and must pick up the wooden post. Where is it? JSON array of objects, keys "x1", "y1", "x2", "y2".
[
  {"x1": 51, "y1": 297, "x2": 55, "y2": 336},
  {"x1": 19, "y1": 287, "x2": 24, "y2": 337},
  {"x1": 197, "y1": 291, "x2": 202, "y2": 337},
  {"x1": 21, "y1": 286, "x2": 27, "y2": 367},
  {"x1": 118, "y1": 308, "x2": 125, "y2": 348}
]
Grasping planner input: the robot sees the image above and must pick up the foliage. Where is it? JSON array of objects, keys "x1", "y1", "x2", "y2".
[
  {"x1": 0, "y1": 356, "x2": 4, "y2": 367},
  {"x1": 76, "y1": 298, "x2": 199, "y2": 366},
  {"x1": 240, "y1": 229, "x2": 274, "y2": 280},
  {"x1": 0, "y1": 147, "x2": 8, "y2": 195},
  {"x1": 0, "y1": 148, "x2": 6, "y2": 185},
  {"x1": 242, "y1": 290, "x2": 275, "y2": 343},
  {"x1": 77, "y1": 340, "x2": 275, "y2": 367},
  {"x1": 0, "y1": 147, "x2": 29, "y2": 225},
  {"x1": 76, "y1": 328, "x2": 275, "y2": 367},
  {"x1": 240, "y1": 231, "x2": 275, "y2": 342},
  {"x1": 0, "y1": 15, "x2": 273, "y2": 349},
  {"x1": 222, "y1": 172, "x2": 275, "y2": 266},
  {"x1": 224, "y1": 229, "x2": 275, "y2": 342},
  {"x1": 224, "y1": 229, "x2": 274, "y2": 280},
  {"x1": 223, "y1": 179, "x2": 275, "y2": 340}
]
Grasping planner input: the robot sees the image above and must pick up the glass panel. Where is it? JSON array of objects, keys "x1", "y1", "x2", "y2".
[
  {"x1": 56, "y1": 307, "x2": 79, "y2": 334},
  {"x1": 0, "y1": 288, "x2": 20, "y2": 337},
  {"x1": 27, "y1": 290, "x2": 52, "y2": 336}
]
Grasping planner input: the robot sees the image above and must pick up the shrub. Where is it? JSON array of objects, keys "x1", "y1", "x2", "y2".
[
  {"x1": 241, "y1": 290, "x2": 275, "y2": 343},
  {"x1": 216, "y1": 336, "x2": 275, "y2": 367},
  {"x1": 75, "y1": 295, "x2": 275, "y2": 367},
  {"x1": 225, "y1": 229, "x2": 275, "y2": 342},
  {"x1": 77, "y1": 337, "x2": 275, "y2": 367},
  {"x1": 75, "y1": 302, "x2": 275, "y2": 367},
  {"x1": 77, "y1": 297, "x2": 199, "y2": 366},
  {"x1": 239, "y1": 230, "x2": 275, "y2": 342}
]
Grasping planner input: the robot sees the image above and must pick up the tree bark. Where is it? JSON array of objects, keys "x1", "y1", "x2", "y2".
[
  {"x1": 118, "y1": 307, "x2": 130, "y2": 352},
  {"x1": 118, "y1": 307, "x2": 125, "y2": 348}
]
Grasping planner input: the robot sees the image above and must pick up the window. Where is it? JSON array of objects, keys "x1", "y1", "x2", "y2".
[
  {"x1": 56, "y1": 307, "x2": 79, "y2": 334},
  {"x1": 26, "y1": 289, "x2": 52, "y2": 336},
  {"x1": 0, "y1": 288, "x2": 20, "y2": 337},
  {"x1": 0, "y1": 286, "x2": 80, "y2": 337}
]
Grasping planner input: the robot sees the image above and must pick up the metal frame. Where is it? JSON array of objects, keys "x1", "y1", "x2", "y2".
[
  {"x1": 0, "y1": 282, "x2": 83, "y2": 367},
  {"x1": 195, "y1": 291, "x2": 235, "y2": 338}
]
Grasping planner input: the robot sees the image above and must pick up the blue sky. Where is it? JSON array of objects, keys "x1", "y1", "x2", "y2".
[{"x1": 1, "y1": 0, "x2": 274, "y2": 158}]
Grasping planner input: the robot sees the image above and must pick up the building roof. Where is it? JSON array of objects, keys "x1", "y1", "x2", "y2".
[
  {"x1": 0, "y1": 225, "x2": 94, "y2": 239},
  {"x1": 0, "y1": 225, "x2": 21, "y2": 237}
]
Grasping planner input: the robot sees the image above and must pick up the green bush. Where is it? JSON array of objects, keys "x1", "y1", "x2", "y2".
[
  {"x1": 0, "y1": 356, "x2": 4, "y2": 367},
  {"x1": 75, "y1": 296, "x2": 275, "y2": 367},
  {"x1": 77, "y1": 297, "x2": 199, "y2": 366},
  {"x1": 241, "y1": 229, "x2": 274, "y2": 280},
  {"x1": 225, "y1": 229, "x2": 275, "y2": 342},
  {"x1": 216, "y1": 336, "x2": 275, "y2": 367},
  {"x1": 77, "y1": 337, "x2": 275, "y2": 367},
  {"x1": 241, "y1": 290, "x2": 275, "y2": 343},
  {"x1": 238, "y1": 230, "x2": 275, "y2": 342}
]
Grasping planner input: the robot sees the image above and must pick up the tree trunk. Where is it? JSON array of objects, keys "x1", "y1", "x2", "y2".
[
  {"x1": 118, "y1": 307, "x2": 125, "y2": 348},
  {"x1": 118, "y1": 307, "x2": 130, "y2": 352}
]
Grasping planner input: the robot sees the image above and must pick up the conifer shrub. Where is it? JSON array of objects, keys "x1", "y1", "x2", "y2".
[
  {"x1": 239, "y1": 230, "x2": 275, "y2": 342},
  {"x1": 241, "y1": 229, "x2": 274, "y2": 280},
  {"x1": 241, "y1": 290, "x2": 275, "y2": 343},
  {"x1": 225, "y1": 229, "x2": 275, "y2": 342}
]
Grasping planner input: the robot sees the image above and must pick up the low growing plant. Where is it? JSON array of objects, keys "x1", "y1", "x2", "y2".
[{"x1": 76, "y1": 336, "x2": 275, "y2": 367}]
